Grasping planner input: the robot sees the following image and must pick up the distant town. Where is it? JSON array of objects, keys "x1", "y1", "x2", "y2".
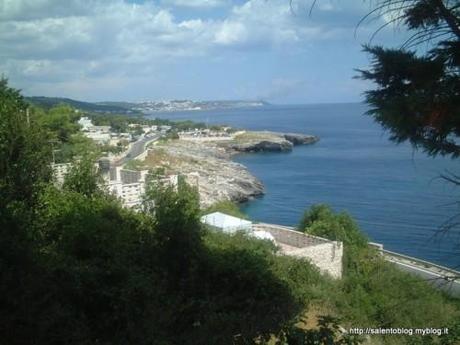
[
  {"x1": 27, "y1": 96, "x2": 269, "y2": 115},
  {"x1": 127, "y1": 100, "x2": 268, "y2": 113}
]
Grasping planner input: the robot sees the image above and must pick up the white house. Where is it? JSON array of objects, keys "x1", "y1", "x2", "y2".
[
  {"x1": 200, "y1": 212, "x2": 252, "y2": 234},
  {"x1": 78, "y1": 117, "x2": 93, "y2": 131},
  {"x1": 108, "y1": 181, "x2": 145, "y2": 208}
]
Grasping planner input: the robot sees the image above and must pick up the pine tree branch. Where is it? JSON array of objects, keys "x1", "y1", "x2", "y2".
[{"x1": 434, "y1": 0, "x2": 460, "y2": 39}]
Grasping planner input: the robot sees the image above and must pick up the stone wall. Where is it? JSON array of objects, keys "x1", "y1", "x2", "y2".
[
  {"x1": 284, "y1": 241, "x2": 343, "y2": 279},
  {"x1": 254, "y1": 223, "x2": 327, "y2": 247},
  {"x1": 253, "y1": 223, "x2": 343, "y2": 279}
]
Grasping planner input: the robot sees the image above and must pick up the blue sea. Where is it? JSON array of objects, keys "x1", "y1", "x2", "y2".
[{"x1": 148, "y1": 103, "x2": 460, "y2": 270}]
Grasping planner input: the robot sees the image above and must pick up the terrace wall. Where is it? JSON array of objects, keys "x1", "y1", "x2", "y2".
[{"x1": 253, "y1": 223, "x2": 343, "y2": 279}]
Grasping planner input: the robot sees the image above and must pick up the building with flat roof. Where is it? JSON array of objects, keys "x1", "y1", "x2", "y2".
[{"x1": 200, "y1": 212, "x2": 252, "y2": 234}]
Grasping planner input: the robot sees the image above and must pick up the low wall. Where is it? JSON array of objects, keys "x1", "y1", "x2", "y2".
[
  {"x1": 178, "y1": 136, "x2": 233, "y2": 142},
  {"x1": 135, "y1": 148, "x2": 151, "y2": 161},
  {"x1": 286, "y1": 241, "x2": 343, "y2": 279},
  {"x1": 253, "y1": 223, "x2": 343, "y2": 279},
  {"x1": 253, "y1": 223, "x2": 326, "y2": 247}
]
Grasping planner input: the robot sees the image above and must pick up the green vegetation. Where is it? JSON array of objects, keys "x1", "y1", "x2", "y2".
[
  {"x1": 2, "y1": 79, "x2": 459, "y2": 344},
  {"x1": 124, "y1": 158, "x2": 148, "y2": 171},
  {"x1": 26, "y1": 96, "x2": 133, "y2": 113},
  {"x1": 36, "y1": 104, "x2": 80, "y2": 142},
  {"x1": 203, "y1": 200, "x2": 249, "y2": 219},
  {"x1": 299, "y1": 204, "x2": 460, "y2": 345},
  {"x1": 234, "y1": 131, "x2": 280, "y2": 142}
]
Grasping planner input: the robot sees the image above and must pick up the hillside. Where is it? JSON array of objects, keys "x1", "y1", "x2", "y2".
[
  {"x1": 26, "y1": 96, "x2": 135, "y2": 113},
  {"x1": 25, "y1": 96, "x2": 269, "y2": 114}
]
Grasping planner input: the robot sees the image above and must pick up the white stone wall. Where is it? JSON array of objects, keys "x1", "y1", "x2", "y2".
[
  {"x1": 253, "y1": 223, "x2": 343, "y2": 279},
  {"x1": 108, "y1": 181, "x2": 145, "y2": 208},
  {"x1": 285, "y1": 241, "x2": 343, "y2": 279}
]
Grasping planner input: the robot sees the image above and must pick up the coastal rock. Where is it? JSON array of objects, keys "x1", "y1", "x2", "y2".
[
  {"x1": 141, "y1": 130, "x2": 318, "y2": 207},
  {"x1": 143, "y1": 140, "x2": 264, "y2": 207},
  {"x1": 229, "y1": 140, "x2": 293, "y2": 152},
  {"x1": 282, "y1": 133, "x2": 319, "y2": 145},
  {"x1": 221, "y1": 131, "x2": 318, "y2": 153},
  {"x1": 223, "y1": 131, "x2": 294, "y2": 153}
]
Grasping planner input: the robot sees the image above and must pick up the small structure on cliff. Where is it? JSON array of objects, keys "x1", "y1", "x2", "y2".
[
  {"x1": 201, "y1": 212, "x2": 252, "y2": 234},
  {"x1": 253, "y1": 223, "x2": 343, "y2": 279},
  {"x1": 200, "y1": 212, "x2": 343, "y2": 279}
]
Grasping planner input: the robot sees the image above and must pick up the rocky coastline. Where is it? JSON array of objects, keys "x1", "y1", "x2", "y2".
[
  {"x1": 226, "y1": 131, "x2": 318, "y2": 153},
  {"x1": 142, "y1": 131, "x2": 318, "y2": 207}
]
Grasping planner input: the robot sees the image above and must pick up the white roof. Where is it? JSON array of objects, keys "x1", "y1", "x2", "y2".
[{"x1": 200, "y1": 212, "x2": 252, "y2": 229}]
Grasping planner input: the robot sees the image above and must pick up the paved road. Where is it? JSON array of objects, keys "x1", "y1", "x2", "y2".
[
  {"x1": 116, "y1": 134, "x2": 161, "y2": 166},
  {"x1": 382, "y1": 249, "x2": 460, "y2": 298}
]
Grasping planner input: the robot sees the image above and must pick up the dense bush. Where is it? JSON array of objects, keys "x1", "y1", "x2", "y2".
[
  {"x1": 299, "y1": 204, "x2": 368, "y2": 248},
  {"x1": 299, "y1": 204, "x2": 460, "y2": 345}
]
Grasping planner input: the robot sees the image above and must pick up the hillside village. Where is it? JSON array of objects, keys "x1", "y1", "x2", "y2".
[{"x1": 52, "y1": 116, "x2": 174, "y2": 208}]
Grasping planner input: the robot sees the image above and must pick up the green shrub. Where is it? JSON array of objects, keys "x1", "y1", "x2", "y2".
[{"x1": 202, "y1": 200, "x2": 249, "y2": 219}]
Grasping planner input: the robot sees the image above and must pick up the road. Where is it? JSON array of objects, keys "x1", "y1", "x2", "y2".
[
  {"x1": 381, "y1": 249, "x2": 460, "y2": 298},
  {"x1": 115, "y1": 133, "x2": 161, "y2": 166}
]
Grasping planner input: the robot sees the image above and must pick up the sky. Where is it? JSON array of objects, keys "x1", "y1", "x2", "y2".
[{"x1": 0, "y1": 0, "x2": 411, "y2": 103}]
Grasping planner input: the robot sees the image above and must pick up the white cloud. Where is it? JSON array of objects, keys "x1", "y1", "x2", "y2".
[
  {"x1": 161, "y1": 0, "x2": 228, "y2": 8},
  {"x1": 0, "y1": 0, "x2": 372, "y2": 99},
  {"x1": 1, "y1": 0, "x2": 329, "y2": 66},
  {"x1": 214, "y1": 20, "x2": 248, "y2": 45}
]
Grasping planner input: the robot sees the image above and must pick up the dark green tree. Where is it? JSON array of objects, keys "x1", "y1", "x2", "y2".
[
  {"x1": 299, "y1": 204, "x2": 368, "y2": 248},
  {"x1": 38, "y1": 104, "x2": 80, "y2": 143},
  {"x1": 355, "y1": 0, "x2": 460, "y2": 245},
  {"x1": 0, "y1": 78, "x2": 52, "y2": 207},
  {"x1": 63, "y1": 155, "x2": 104, "y2": 197},
  {"x1": 143, "y1": 175, "x2": 203, "y2": 284},
  {"x1": 0, "y1": 79, "x2": 53, "y2": 344},
  {"x1": 357, "y1": 0, "x2": 460, "y2": 158}
]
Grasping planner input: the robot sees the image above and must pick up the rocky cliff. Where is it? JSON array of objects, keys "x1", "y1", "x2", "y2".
[
  {"x1": 142, "y1": 131, "x2": 318, "y2": 207},
  {"x1": 223, "y1": 131, "x2": 318, "y2": 153},
  {"x1": 282, "y1": 133, "x2": 319, "y2": 145},
  {"x1": 143, "y1": 140, "x2": 264, "y2": 207}
]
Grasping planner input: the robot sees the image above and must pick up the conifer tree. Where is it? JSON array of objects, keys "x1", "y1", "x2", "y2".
[{"x1": 358, "y1": 0, "x2": 460, "y2": 159}]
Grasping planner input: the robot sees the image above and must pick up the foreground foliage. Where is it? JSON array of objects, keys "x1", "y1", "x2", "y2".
[
  {"x1": 359, "y1": 0, "x2": 460, "y2": 159},
  {"x1": 299, "y1": 204, "x2": 460, "y2": 345}
]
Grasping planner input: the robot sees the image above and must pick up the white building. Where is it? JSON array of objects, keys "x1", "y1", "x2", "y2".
[
  {"x1": 160, "y1": 125, "x2": 172, "y2": 133},
  {"x1": 84, "y1": 131, "x2": 111, "y2": 144},
  {"x1": 78, "y1": 117, "x2": 93, "y2": 131},
  {"x1": 200, "y1": 212, "x2": 252, "y2": 234},
  {"x1": 107, "y1": 166, "x2": 178, "y2": 209},
  {"x1": 108, "y1": 181, "x2": 145, "y2": 208}
]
